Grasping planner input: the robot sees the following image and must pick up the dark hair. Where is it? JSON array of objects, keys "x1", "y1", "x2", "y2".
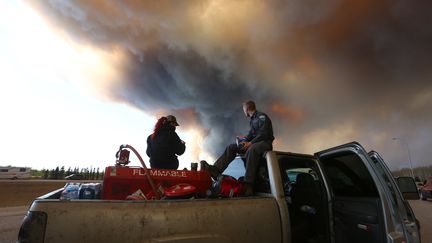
[
  {"x1": 151, "y1": 117, "x2": 167, "y2": 140},
  {"x1": 243, "y1": 100, "x2": 256, "y2": 111}
]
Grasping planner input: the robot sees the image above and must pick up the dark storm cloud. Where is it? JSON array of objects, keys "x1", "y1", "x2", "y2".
[
  {"x1": 116, "y1": 47, "x2": 260, "y2": 152},
  {"x1": 29, "y1": 0, "x2": 432, "y2": 168}
]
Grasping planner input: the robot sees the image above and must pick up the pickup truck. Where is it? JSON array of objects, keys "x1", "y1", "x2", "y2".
[{"x1": 18, "y1": 142, "x2": 421, "y2": 243}]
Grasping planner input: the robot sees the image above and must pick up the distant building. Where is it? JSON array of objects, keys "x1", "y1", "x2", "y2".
[{"x1": 0, "y1": 166, "x2": 31, "y2": 179}]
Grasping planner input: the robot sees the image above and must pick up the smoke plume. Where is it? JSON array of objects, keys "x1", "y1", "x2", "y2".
[{"x1": 29, "y1": 0, "x2": 432, "y2": 169}]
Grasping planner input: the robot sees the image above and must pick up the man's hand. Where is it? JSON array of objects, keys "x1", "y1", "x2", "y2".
[{"x1": 241, "y1": 141, "x2": 252, "y2": 151}]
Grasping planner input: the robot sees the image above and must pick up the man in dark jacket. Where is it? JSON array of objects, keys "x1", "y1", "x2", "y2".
[
  {"x1": 146, "y1": 115, "x2": 186, "y2": 169},
  {"x1": 202, "y1": 100, "x2": 274, "y2": 196}
]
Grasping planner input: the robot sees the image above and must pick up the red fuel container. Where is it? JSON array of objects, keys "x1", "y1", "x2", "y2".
[{"x1": 102, "y1": 166, "x2": 212, "y2": 200}]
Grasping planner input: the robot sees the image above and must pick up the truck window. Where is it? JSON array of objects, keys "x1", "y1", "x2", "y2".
[
  {"x1": 223, "y1": 157, "x2": 246, "y2": 179},
  {"x1": 320, "y1": 153, "x2": 378, "y2": 197},
  {"x1": 20, "y1": 168, "x2": 27, "y2": 172},
  {"x1": 277, "y1": 154, "x2": 330, "y2": 243},
  {"x1": 1, "y1": 169, "x2": 8, "y2": 172},
  {"x1": 369, "y1": 156, "x2": 398, "y2": 207},
  {"x1": 223, "y1": 156, "x2": 270, "y2": 193},
  {"x1": 286, "y1": 168, "x2": 319, "y2": 183}
]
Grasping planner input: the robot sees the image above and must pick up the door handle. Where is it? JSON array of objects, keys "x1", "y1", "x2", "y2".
[{"x1": 357, "y1": 224, "x2": 370, "y2": 231}]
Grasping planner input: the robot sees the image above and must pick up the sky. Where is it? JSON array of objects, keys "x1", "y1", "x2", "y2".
[{"x1": 1, "y1": 0, "x2": 431, "y2": 171}]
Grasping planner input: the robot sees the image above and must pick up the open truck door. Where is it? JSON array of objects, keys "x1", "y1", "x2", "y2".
[
  {"x1": 315, "y1": 142, "x2": 420, "y2": 243},
  {"x1": 369, "y1": 151, "x2": 421, "y2": 243}
]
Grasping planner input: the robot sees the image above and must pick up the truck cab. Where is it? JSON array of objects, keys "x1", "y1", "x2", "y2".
[{"x1": 230, "y1": 142, "x2": 420, "y2": 243}]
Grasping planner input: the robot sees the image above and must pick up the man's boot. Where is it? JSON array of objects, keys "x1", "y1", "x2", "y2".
[{"x1": 200, "y1": 160, "x2": 221, "y2": 180}]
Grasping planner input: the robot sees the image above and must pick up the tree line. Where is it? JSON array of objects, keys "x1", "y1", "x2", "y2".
[
  {"x1": 29, "y1": 164, "x2": 432, "y2": 181},
  {"x1": 31, "y1": 166, "x2": 104, "y2": 180},
  {"x1": 392, "y1": 165, "x2": 432, "y2": 182}
]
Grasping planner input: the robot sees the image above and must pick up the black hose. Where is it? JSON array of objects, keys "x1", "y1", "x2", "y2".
[{"x1": 123, "y1": 144, "x2": 161, "y2": 199}]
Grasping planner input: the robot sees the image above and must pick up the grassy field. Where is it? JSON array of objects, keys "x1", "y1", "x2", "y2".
[{"x1": 0, "y1": 180, "x2": 68, "y2": 207}]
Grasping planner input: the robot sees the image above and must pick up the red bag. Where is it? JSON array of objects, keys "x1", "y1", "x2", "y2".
[
  {"x1": 164, "y1": 183, "x2": 197, "y2": 199},
  {"x1": 213, "y1": 175, "x2": 245, "y2": 197}
]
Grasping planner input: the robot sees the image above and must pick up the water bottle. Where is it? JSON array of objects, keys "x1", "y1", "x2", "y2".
[
  {"x1": 79, "y1": 184, "x2": 94, "y2": 199},
  {"x1": 93, "y1": 183, "x2": 101, "y2": 199},
  {"x1": 60, "y1": 183, "x2": 80, "y2": 200},
  {"x1": 236, "y1": 136, "x2": 246, "y2": 150},
  {"x1": 79, "y1": 183, "x2": 102, "y2": 199}
]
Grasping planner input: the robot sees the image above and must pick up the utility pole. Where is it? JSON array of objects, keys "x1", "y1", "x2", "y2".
[{"x1": 392, "y1": 137, "x2": 414, "y2": 178}]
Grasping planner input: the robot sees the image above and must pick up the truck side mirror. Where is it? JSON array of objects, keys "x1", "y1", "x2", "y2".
[{"x1": 396, "y1": 177, "x2": 420, "y2": 200}]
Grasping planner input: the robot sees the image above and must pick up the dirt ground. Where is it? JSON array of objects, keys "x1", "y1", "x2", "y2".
[{"x1": 0, "y1": 180, "x2": 69, "y2": 207}]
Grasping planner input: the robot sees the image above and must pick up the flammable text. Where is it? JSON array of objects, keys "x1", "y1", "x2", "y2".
[{"x1": 132, "y1": 169, "x2": 187, "y2": 178}]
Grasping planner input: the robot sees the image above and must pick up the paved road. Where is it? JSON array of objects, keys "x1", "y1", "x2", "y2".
[
  {"x1": 409, "y1": 200, "x2": 432, "y2": 242},
  {"x1": 0, "y1": 206, "x2": 27, "y2": 243},
  {"x1": 0, "y1": 200, "x2": 430, "y2": 243}
]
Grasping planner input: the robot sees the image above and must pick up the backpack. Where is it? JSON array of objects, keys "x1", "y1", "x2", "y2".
[{"x1": 210, "y1": 175, "x2": 245, "y2": 197}]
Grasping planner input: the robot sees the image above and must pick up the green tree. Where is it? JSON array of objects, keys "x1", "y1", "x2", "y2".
[
  {"x1": 66, "y1": 167, "x2": 72, "y2": 177},
  {"x1": 54, "y1": 166, "x2": 60, "y2": 179},
  {"x1": 48, "y1": 168, "x2": 56, "y2": 179},
  {"x1": 82, "y1": 168, "x2": 88, "y2": 180},
  {"x1": 96, "y1": 168, "x2": 101, "y2": 180},
  {"x1": 30, "y1": 169, "x2": 43, "y2": 178},
  {"x1": 59, "y1": 166, "x2": 65, "y2": 179}
]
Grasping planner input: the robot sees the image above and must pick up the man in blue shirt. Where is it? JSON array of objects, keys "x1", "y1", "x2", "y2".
[{"x1": 203, "y1": 100, "x2": 274, "y2": 196}]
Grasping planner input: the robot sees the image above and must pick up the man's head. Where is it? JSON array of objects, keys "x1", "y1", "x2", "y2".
[
  {"x1": 166, "y1": 115, "x2": 179, "y2": 126},
  {"x1": 242, "y1": 100, "x2": 256, "y2": 117}
]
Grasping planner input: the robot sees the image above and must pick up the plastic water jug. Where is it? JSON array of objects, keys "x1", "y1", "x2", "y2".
[{"x1": 60, "y1": 183, "x2": 80, "y2": 200}]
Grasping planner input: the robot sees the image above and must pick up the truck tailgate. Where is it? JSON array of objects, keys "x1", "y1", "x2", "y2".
[{"x1": 30, "y1": 197, "x2": 282, "y2": 243}]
